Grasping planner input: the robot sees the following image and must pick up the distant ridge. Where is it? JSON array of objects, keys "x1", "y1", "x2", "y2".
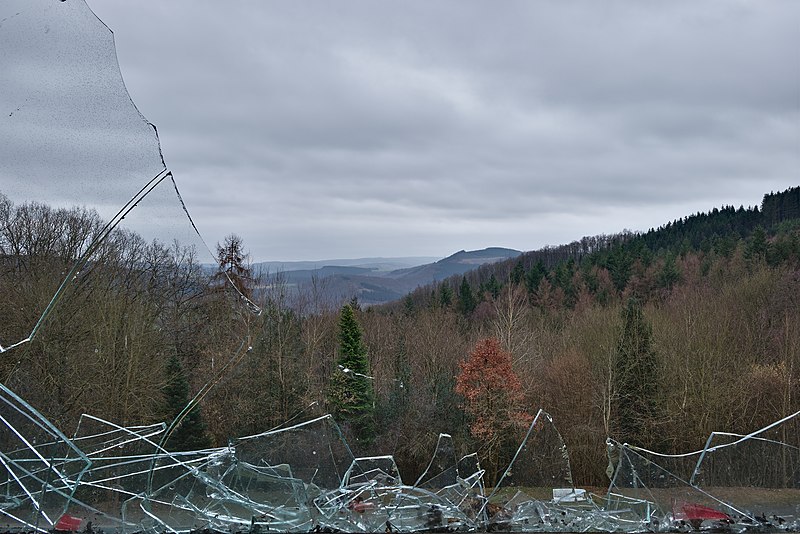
[
  {"x1": 386, "y1": 247, "x2": 522, "y2": 282},
  {"x1": 253, "y1": 256, "x2": 439, "y2": 274},
  {"x1": 387, "y1": 185, "x2": 800, "y2": 314},
  {"x1": 255, "y1": 248, "x2": 521, "y2": 306}
]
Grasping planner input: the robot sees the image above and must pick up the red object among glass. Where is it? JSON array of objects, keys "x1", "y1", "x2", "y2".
[
  {"x1": 55, "y1": 514, "x2": 83, "y2": 532},
  {"x1": 674, "y1": 501, "x2": 732, "y2": 529}
]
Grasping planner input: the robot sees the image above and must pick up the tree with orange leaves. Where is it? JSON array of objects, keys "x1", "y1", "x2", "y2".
[{"x1": 455, "y1": 337, "x2": 531, "y2": 484}]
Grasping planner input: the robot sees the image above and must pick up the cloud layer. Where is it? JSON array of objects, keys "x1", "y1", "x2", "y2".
[{"x1": 5, "y1": 1, "x2": 799, "y2": 260}]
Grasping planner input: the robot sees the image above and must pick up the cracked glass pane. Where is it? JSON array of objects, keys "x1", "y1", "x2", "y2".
[
  {"x1": 606, "y1": 412, "x2": 800, "y2": 531},
  {"x1": 3, "y1": 398, "x2": 800, "y2": 531},
  {"x1": 0, "y1": 384, "x2": 89, "y2": 531},
  {"x1": 690, "y1": 411, "x2": 800, "y2": 529},
  {"x1": 415, "y1": 433, "x2": 458, "y2": 491},
  {"x1": 64, "y1": 415, "x2": 173, "y2": 530},
  {"x1": 2, "y1": 1, "x2": 799, "y2": 533},
  {"x1": 235, "y1": 415, "x2": 354, "y2": 491},
  {"x1": 0, "y1": 0, "x2": 258, "y2": 361},
  {"x1": 453, "y1": 453, "x2": 487, "y2": 519},
  {"x1": 606, "y1": 440, "x2": 735, "y2": 530},
  {"x1": 0, "y1": 0, "x2": 165, "y2": 212},
  {"x1": 344, "y1": 456, "x2": 403, "y2": 488},
  {"x1": 482, "y1": 410, "x2": 599, "y2": 532},
  {"x1": 1, "y1": 0, "x2": 160, "y2": 352},
  {"x1": 211, "y1": 460, "x2": 313, "y2": 532},
  {"x1": 1, "y1": 1, "x2": 259, "y2": 531}
]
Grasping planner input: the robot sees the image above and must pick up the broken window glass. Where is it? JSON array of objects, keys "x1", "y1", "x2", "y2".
[
  {"x1": 481, "y1": 409, "x2": 608, "y2": 532},
  {"x1": 0, "y1": 1, "x2": 260, "y2": 495},
  {"x1": 0, "y1": 384, "x2": 89, "y2": 532},
  {"x1": 606, "y1": 439, "x2": 738, "y2": 530},
  {"x1": 690, "y1": 410, "x2": 800, "y2": 529},
  {"x1": 2, "y1": 1, "x2": 799, "y2": 533},
  {"x1": 414, "y1": 433, "x2": 458, "y2": 491},
  {"x1": 0, "y1": 0, "x2": 259, "y2": 362},
  {"x1": 234, "y1": 415, "x2": 354, "y2": 492},
  {"x1": 2, "y1": 391, "x2": 800, "y2": 532},
  {"x1": 1, "y1": 0, "x2": 161, "y2": 352},
  {"x1": 606, "y1": 410, "x2": 800, "y2": 532}
]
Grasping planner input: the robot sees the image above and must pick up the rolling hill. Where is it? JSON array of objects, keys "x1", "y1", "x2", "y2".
[{"x1": 255, "y1": 247, "x2": 521, "y2": 306}]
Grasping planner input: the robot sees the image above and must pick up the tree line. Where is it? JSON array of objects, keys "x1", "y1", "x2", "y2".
[{"x1": 0, "y1": 187, "x2": 798, "y2": 487}]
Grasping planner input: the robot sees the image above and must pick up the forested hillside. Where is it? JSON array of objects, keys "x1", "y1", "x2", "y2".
[{"x1": 0, "y1": 187, "x2": 798, "y2": 487}]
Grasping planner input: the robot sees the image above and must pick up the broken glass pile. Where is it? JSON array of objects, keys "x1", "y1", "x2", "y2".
[
  {"x1": 606, "y1": 410, "x2": 800, "y2": 532},
  {"x1": 2, "y1": 400, "x2": 798, "y2": 532}
]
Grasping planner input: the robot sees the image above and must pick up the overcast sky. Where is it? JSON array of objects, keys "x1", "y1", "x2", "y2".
[{"x1": 3, "y1": 1, "x2": 799, "y2": 261}]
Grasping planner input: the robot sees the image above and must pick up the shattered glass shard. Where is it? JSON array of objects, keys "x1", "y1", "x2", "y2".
[
  {"x1": 0, "y1": 0, "x2": 166, "y2": 214},
  {"x1": 1, "y1": 398, "x2": 800, "y2": 532},
  {"x1": 234, "y1": 415, "x2": 354, "y2": 491},
  {"x1": 483, "y1": 409, "x2": 578, "y2": 531},
  {"x1": 0, "y1": 0, "x2": 259, "y2": 358},
  {"x1": 691, "y1": 410, "x2": 800, "y2": 528},
  {"x1": 414, "y1": 433, "x2": 457, "y2": 491},
  {"x1": 606, "y1": 410, "x2": 800, "y2": 532},
  {"x1": 344, "y1": 456, "x2": 403, "y2": 487},
  {"x1": 0, "y1": 384, "x2": 89, "y2": 532}
]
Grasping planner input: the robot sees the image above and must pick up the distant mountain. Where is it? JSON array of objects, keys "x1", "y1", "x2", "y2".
[
  {"x1": 252, "y1": 256, "x2": 439, "y2": 274},
  {"x1": 386, "y1": 247, "x2": 522, "y2": 283},
  {"x1": 256, "y1": 248, "x2": 521, "y2": 306}
]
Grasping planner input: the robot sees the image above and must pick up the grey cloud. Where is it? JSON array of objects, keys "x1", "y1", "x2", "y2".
[{"x1": 3, "y1": 0, "x2": 798, "y2": 260}]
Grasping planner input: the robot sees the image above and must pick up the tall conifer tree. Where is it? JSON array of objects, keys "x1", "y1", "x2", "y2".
[
  {"x1": 328, "y1": 304, "x2": 375, "y2": 444},
  {"x1": 612, "y1": 298, "x2": 662, "y2": 449},
  {"x1": 163, "y1": 354, "x2": 211, "y2": 451},
  {"x1": 457, "y1": 277, "x2": 477, "y2": 317}
]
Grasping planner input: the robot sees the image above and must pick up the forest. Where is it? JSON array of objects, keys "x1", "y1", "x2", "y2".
[{"x1": 0, "y1": 186, "x2": 798, "y2": 489}]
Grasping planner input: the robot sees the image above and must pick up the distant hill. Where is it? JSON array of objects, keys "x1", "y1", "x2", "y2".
[
  {"x1": 250, "y1": 187, "x2": 800, "y2": 309},
  {"x1": 385, "y1": 247, "x2": 523, "y2": 282},
  {"x1": 257, "y1": 248, "x2": 521, "y2": 306},
  {"x1": 388, "y1": 185, "x2": 800, "y2": 315},
  {"x1": 252, "y1": 256, "x2": 439, "y2": 274}
]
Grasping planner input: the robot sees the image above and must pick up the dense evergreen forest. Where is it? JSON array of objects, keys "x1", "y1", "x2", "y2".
[{"x1": 0, "y1": 186, "x2": 798, "y2": 488}]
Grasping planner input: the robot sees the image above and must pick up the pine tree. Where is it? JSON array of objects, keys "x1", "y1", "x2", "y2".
[
  {"x1": 328, "y1": 304, "x2": 375, "y2": 444},
  {"x1": 482, "y1": 273, "x2": 501, "y2": 300},
  {"x1": 744, "y1": 225, "x2": 769, "y2": 263},
  {"x1": 402, "y1": 294, "x2": 416, "y2": 317},
  {"x1": 553, "y1": 260, "x2": 576, "y2": 305},
  {"x1": 607, "y1": 247, "x2": 633, "y2": 292},
  {"x1": 214, "y1": 233, "x2": 253, "y2": 298},
  {"x1": 510, "y1": 260, "x2": 525, "y2": 286},
  {"x1": 438, "y1": 283, "x2": 454, "y2": 308},
  {"x1": 612, "y1": 298, "x2": 662, "y2": 449},
  {"x1": 457, "y1": 276, "x2": 476, "y2": 317},
  {"x1": 657, "y1": 253, "x2": 681, "y2": 290},
  {"x1": 163, "y1": 354, "x2": 211, "y2": 451},
  {"x1": 525, "y1": 260, "x2": 547, "y2": 295}
]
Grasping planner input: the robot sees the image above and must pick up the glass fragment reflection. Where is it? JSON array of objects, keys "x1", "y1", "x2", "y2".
[{"x1": 2, "y1": 400, "x2": 798, "y2": 532}]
